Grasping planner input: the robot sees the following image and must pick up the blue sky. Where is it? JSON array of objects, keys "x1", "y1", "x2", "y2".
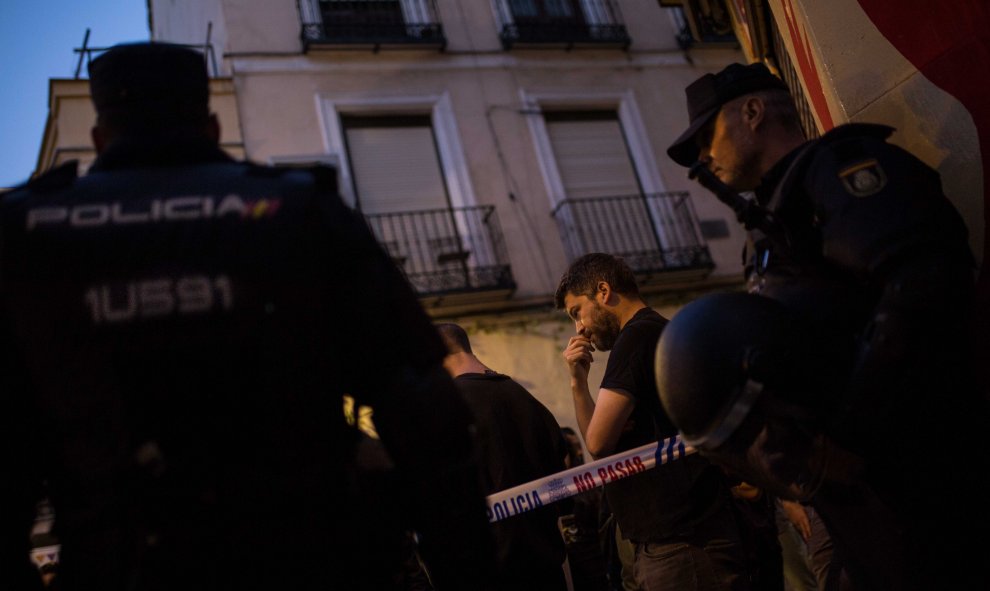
[{"x1": 0, "y1": 1, "x2": 149, "y2": 187}]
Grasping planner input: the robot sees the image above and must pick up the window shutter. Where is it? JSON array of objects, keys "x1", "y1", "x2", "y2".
[
  {"x1": 546, "y1": 117, "x2": 640, "y2": 199},
  {"x1": 345, "y1": 125, "x2": 448, "y2": 213}
]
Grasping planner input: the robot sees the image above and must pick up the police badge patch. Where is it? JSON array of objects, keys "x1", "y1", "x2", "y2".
[{"x1": 839, "y1": 159, "x2": 887, "y2": 197}]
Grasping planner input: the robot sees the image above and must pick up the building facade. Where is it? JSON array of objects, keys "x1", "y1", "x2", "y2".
[
  {"x1": 37, "y1": 0, "x2": 752, "y2": 431},
  {"x1": 27, "y1": 1, "x2": 988, "y2": 577}
]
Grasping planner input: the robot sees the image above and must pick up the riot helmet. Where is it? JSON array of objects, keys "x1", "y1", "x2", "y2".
[
  {"x1": 655, "y1": 292, "x2": 836, "y2": 500},
  {"x1": 656, "y1": 292, "x2": 805, "y2": 449}
]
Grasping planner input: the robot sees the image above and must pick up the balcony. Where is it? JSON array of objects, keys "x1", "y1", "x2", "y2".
[
  {"x1": 493, "y1": 0, "x2": 631, "y2": 49},
  {"x1": 301, "y1": 0, "x2": 446, "y2": 51},
  {"x1": 551, "y1": 192, "x2": 714, "y2": 285},
  {"x1": 363, "y1": 205, "x2": 516, "y2": 306}
]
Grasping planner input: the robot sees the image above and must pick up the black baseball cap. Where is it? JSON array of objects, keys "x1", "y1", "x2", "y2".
[
  {"x1": 88, "y1": 42, "x2": 209, "y2": 119},
  {"x1": 667, "y1": 62, "x2": 789, "y2": 167}
]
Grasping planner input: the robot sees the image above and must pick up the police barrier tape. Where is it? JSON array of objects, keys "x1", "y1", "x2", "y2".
[{"x1": 486, "y1": 435, "x2": 695, "y2": 523}]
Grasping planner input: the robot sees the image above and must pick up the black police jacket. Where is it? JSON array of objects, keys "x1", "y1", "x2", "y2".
[
  {"x1": 0, "y1": 137, "x2": 483, "y2": 590},
  {"x1": 745, "y1": 124, "x2": 987, "y2": 590}
]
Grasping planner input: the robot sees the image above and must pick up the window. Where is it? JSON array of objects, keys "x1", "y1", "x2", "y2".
[
  {"x1": 534, "y1": 108, "x2": 711, "y2": 276},
  {"x1": 544, "y1": 111, "x2": 642, "y2": 200},
  {"x1": 341, "y1": 115, "x2": 449, "y2": 214},
  {"x1": 301, "y1": 0, "x2": 445, "y2": 48},
  {"x1": 335, "y1": 113, "x2": 513, "y2": 297},
  {"x1": 493, "y1": 0, "x2": 630, "y2": 48},
  {"x1": 342, "y1": 115, "x2": 455, "y2": 269}
]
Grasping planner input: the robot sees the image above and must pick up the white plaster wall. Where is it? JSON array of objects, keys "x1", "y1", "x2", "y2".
[
  {"x1": 220, "y1": 0, "x2": 303, "y2": 55},
  {"x1": 436, "y1": 0, "x2": 502, "y2": 52},
  {"x1": 208, "y1": 79, "x2": 244, "y2": 146},
  {"x1": 56, "y1": 95, "x2": 97, "y2": 149},
  {"x1": 153, "y1": 0, "x2": 302, "y2": 59},
  {"x1": 150, "y1": 0, "x2": 230, "y2": 75},
  {"x1": 622, "y1": 0, "x2": 684, "y2": 53},
  {"x1": 39, "y1": 82, "x2": 96, "y2": 176}
]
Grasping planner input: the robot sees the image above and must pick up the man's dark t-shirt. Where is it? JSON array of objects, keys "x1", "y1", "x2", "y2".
[{"x1": 599, "y1": 307, "x2": 727, "y2": 542}]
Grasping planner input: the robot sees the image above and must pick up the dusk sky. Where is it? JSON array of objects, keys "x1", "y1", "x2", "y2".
[{"x1": 0, "y1": 1, "x2": 149, "y2": 187}]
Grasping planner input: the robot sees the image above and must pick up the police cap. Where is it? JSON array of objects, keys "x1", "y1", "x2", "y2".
[
  {"x1": 88, "y1": 42, "x2": 209, "y2": 120},
  {"x1": 667, "y1": 63, "x2": 789, "y2": 168}
]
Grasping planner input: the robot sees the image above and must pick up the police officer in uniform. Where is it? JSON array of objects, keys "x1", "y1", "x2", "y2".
[
  {"x1": 0, "y1": 43, "x2": 495, "y2": 590},
  {"x1": 655, "y1": 63, "x2": 989, "y2": 589}
]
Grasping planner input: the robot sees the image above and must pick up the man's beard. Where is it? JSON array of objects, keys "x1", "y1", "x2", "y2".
[{"x1": 588, "y1": 302, "x2": 621, "y2": 351}]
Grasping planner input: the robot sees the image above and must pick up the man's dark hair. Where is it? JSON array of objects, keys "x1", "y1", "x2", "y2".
[
  {"x1": 561, "y1": 426, "x2": 577, "y2": 437},
  {"x1": 554, "y1": 253, "x2": 639, "y2": 309},
  {"x1": 436, "y1": 323, "x2": 472, "y2": 355}
]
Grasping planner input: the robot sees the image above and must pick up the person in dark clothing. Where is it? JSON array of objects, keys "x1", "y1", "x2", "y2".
[
  {"x1": 558, "y1": 427, "x2": 611, "y2": 591},
  {"x1": 726, "y1": 482, "x2": 783, "y2": 591},
  {"x1": 776, "y1": 499, "x2": 837, "y2": 591},
  {"x1": 438, "y1": 322, "x2": 568, "y2": 591},
  {"x1": 658, "y1": 62, "x2": 990, "y2": 590},
  {"x1": 0, "y1": 42, "x2": 495, "y2": 591},
  {"x1": 556, "y1": 253, "x2": 752, "y2": 591}
]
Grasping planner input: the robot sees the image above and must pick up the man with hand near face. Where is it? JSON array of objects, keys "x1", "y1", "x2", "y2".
[{"x1": 556, "y1": 253, "x2": 752, "y2": 591}]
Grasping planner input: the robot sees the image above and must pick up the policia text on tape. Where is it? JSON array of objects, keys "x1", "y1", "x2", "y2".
[{"x1": 486, "y1": 435, "x2": 695, "y2": 523}]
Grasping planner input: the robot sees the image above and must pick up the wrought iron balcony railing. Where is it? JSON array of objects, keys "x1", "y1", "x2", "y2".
[
  {"x1": 551, "y1": 192, "x2": 714, "y2": 279},
  {"x1": 301, "y1": 0, "x2": 446, "y2": 50},
  {"x1": 493, "y1": 0, "x2": 631, "y2": 49},
  {"x1": 363, "y1": 205, "x2": 516, "y2": 299}
]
